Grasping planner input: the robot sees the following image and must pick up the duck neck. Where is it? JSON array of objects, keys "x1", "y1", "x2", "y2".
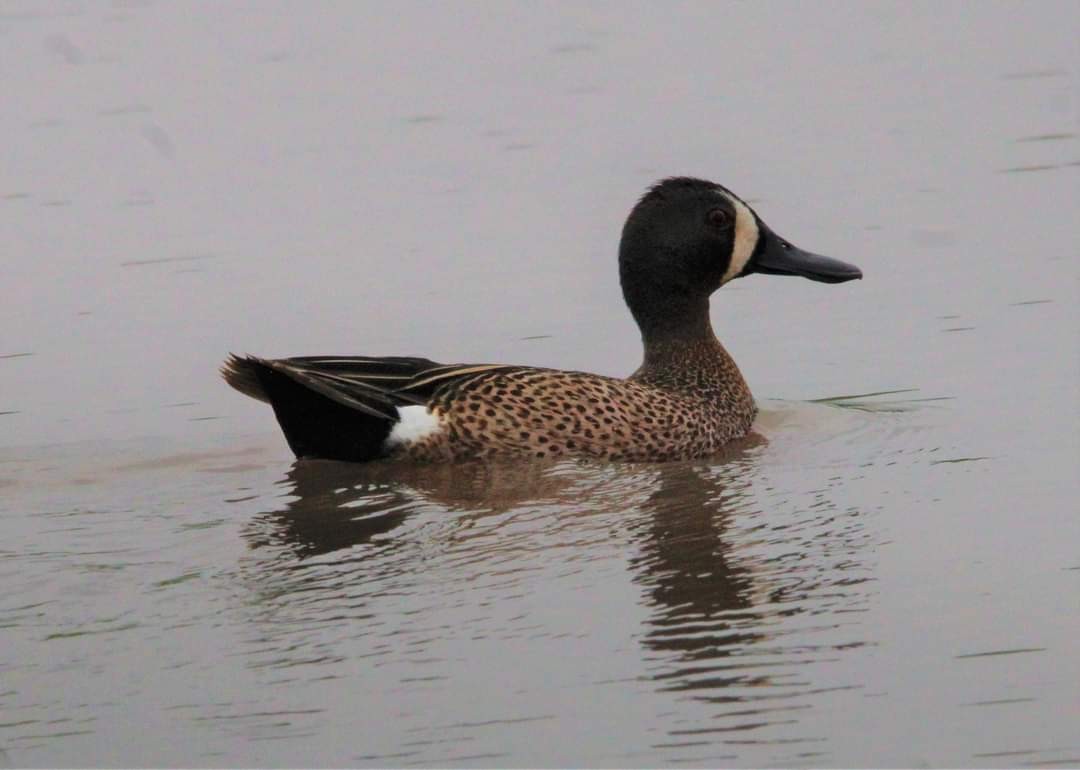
[
  {"x1": 630, "y1": 298, "x2": 752, "y2": 405},
  {"x1": 638, "y1": 295, "x2": 717, "y2": 356}
]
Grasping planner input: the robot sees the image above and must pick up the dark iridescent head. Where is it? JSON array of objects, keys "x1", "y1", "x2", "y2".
[{"x1": 618, "y1": 177, "x2": 861, "y2": 335}]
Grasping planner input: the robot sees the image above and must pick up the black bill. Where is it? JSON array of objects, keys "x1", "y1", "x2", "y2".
[{"x1": 749, "y1": 226, "x2": 862, "y2": 284}]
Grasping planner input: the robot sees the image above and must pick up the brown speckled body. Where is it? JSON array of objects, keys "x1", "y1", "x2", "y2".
[{"x1": 395, "y1": 337, "x2": 757, "y2": 463}]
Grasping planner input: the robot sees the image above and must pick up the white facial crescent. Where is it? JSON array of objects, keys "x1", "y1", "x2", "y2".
[{"x1": 719, "y1": 192, "x2": 760, "y2": 284}]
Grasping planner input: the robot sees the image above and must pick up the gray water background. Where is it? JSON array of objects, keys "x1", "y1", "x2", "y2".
[{"x1": 1, "y1": 1, "x2": 1078, "y2": 766}]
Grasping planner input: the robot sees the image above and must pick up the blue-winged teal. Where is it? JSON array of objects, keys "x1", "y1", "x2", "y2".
[{"x1": 223, "y1": 177, "x2": 861, "y2": 462}]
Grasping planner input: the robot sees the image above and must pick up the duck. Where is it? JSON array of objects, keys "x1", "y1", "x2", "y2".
[{"x1": 222, "y1": 177, "x2": 862, "y2": 463}]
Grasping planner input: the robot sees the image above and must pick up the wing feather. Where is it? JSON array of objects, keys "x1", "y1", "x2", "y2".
[{"x1": 223, "y1": 354, "x2": 523, "y2": 417}]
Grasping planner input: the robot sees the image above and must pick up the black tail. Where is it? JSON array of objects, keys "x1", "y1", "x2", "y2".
[{"x1": 222, "y1": 355, "x2": 395, "y2": 461}]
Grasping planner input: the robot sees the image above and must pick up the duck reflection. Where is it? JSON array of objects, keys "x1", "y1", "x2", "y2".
[
  {"x1": 628, "y1": 433, "x2": 874, "y2": 749},
  {"x1": 243, "y1": 427, "x2": 871, "y2": 754},
  {"x1": 246, "y1": 461, "x2": 410, "y2": 558},
  {"x1": 247, "y1": 457, "x2": 580, "y2": 558},
  {"x1": 632, "y1": 465, "x2": 757, "y2": 638},
  {"x1": 627, "y1": 439, "x2": 774, "y2": 691}
]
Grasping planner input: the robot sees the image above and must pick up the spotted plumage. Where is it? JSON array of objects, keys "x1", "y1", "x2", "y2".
[{"x1": 222, "y1": 177, "x2": 861, "y2": 463}]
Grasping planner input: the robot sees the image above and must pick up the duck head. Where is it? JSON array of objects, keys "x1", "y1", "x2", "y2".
[{"x1": 618, "y1": 177, "x2": 861, "y2": 336}]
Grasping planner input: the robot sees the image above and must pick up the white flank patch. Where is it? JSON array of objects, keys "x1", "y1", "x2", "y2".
[
  {"x1": 384, "y1": 405, "x2": 443, "y2": 448},
  {"x1": 719, "y1": 192, "x2": 760, "y2": 284}
]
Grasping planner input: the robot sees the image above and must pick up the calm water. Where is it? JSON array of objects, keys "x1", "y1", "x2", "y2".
[{"x1": 2, "y1": 1, "x2": 1078, "y2": 767}]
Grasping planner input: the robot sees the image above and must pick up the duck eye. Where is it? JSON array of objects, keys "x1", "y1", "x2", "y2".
[{"x1": 707, "y1": 208, "x2": 731, "y2": 228}]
